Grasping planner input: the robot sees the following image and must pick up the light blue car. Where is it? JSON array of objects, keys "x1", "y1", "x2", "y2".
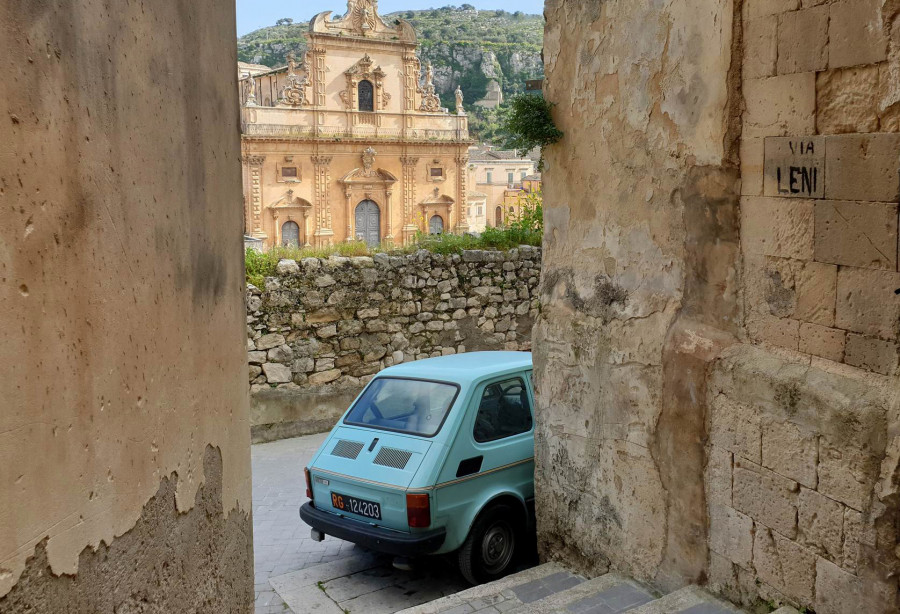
[{"x1": 300, "y1": 351, "x2": 535, "y2": 584}]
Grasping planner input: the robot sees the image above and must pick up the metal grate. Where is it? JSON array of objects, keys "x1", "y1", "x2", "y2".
[
  {"x1": 373, "y1": 447, "x2": 413, "y2": 470},
  {"x1": 331, "y1": 440, "x2": 365, "y2": 460}
]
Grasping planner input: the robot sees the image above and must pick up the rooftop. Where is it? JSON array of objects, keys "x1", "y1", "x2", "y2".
[{"x1": 378, "y1": 351, "x2": 532, "y2": 384}]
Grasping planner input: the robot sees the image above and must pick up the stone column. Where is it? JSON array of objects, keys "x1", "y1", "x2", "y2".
[
  {"x1": 455, "y1": 154, "x2": 470, "y2": 233},
  {"x1": 400, "y1": 156, "x2": 419, "y2": 244},
  {"x1": 302, "y1": 210, "x2": 311, "y2": 247},
  {"x1": 245, "y1": 155, "x2": 266, "y2": 239},
  {"x1": 345, "y1": 188, "x2": 353, "y2": 241},
  {"x1": 384, "y1": 189, "x2": 394, "y2": 243},
  {"x1": 311, "y1": 155, "x2": 333, "y2": 247}
]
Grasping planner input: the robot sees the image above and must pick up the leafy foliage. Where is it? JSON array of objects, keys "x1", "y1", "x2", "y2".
[{"x1": 499, "y1": 94, "x2": 563, "y2": 155}]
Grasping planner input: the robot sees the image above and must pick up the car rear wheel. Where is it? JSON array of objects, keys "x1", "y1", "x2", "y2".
[{"x1": 458, "y1": 504, "x2": 519, "y2": 584}]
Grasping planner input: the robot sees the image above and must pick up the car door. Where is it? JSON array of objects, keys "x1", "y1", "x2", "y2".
[{"x1": 431, "y1": 371, "x2": 535, "y2": 549}]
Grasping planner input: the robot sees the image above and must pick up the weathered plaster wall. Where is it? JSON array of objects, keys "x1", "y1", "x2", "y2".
[
  {"x1": 536, "y1": 0, "x2": 900, "y2": 610},
  {"x1": 0, "y1": 0, "x2": 252, "y2": 609},
  {"x1": 248, "y1": 248, "x2": 540, "y2": 441},
  {"x1": 535, "y1": 0, "x2": 742, "y2": 591}
]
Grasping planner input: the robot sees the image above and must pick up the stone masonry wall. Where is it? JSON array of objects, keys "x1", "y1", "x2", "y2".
[
  {"x1": 247, "y1": 247, "x2": 540, "y2": 440},
  {"x1": 537, "y1": 0, "x2": 900, "y2": 612}
]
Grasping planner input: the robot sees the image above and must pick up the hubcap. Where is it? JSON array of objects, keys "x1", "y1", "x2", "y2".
[{"x1": 481, "y1": 522, "x2": 514, "y2": 574}]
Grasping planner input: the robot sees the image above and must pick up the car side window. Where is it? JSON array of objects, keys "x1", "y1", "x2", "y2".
[{"x1": 473, "y1": 377, "x2": 533, "y2": 443}]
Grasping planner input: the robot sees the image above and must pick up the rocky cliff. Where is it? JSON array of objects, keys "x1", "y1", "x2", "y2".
[{"x1": 237, "y1": 7, "x2": 543, "y2": 104}]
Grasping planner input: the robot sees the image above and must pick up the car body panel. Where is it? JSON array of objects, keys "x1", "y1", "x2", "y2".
[{"x1": 303, "y1": 351, "x2": 534, "y2": 556}]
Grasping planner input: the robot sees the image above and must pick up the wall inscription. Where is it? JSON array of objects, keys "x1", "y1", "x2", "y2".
[{"x1": 764, "y1": 136, "x2": 825, "y2": 198}]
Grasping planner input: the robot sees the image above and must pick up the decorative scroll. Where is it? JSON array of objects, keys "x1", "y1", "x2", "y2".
[
  {"x1": 278, "y1": 53, "x2": 311, "y2": 107},
  {"x1": 419, "y1": 62, "x2": 443, "y2": 113}
]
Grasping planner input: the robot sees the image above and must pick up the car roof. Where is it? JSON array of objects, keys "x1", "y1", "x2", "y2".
[{"x1": 377, "y1": 351, "x2": 532, "y2": 385}]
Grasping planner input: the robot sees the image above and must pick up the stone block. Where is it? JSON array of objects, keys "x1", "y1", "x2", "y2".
[
  {"x1": 816, "y1": 66, "x2": 881, "y2": 134},
  {"x1": 267, "y1": 344, "x2": 294, "y2": 364},
  {"x1": 824, "y1": 133, "x2": 900, "y2": 202},
  {"x1": 262, "y1": 363, "x2": 292, "y2": 384},
  {"x1": 733, "y1": 458, "x2": 799, "y2": 537},
  {"x1": 747, "y1": 0, "x2": 800, "y2": 18},
  {"x1": 818, "y1": 437, "x2": 878, "y2": 511},
  {"x1": 308, "y1": 369, "x2": 342, "y2": 386},
  {"x1": 763, "y1": 136, "x2": 825, "y2": 199},
  {"x1": 844, "y1": 333, "x2": 899, "y2": 375},
  {"x1": 753, "y1": 526, "x2": 816, "y2": 606},
  {"x1": 798, "y1": 322, "x2": 845, "y2": 362},
  {"x1": 761, "y1": 418, "x2": 818, "y2": 488},
  {"x1": 794, "y1": 261, "x2": 836, "y2": 327},
  {"x1": 741, "y1": 137, "x2": 765, "y2": 196},
  {"x1": 709, "y1": 504, "x2": 754, "y2": 569},
  {"x1": 840, "y1": 507, "x2": 876, "y2": 572},
  {"x1": 745, "y1": 17, "x2": 778, "y2": 79},
  {"x1": 815, "y1": 557, "x2": 863, "y2": 614},
  {"x1": 814, "y1": 201, "x2": 898, "y2": 270},
  {"x1": 834, "y1": 267, "x2": 900, "y2": 340},
  {"x1": 747, "y1": 313, "x2": 800, "y2": 351},
  {"x1": 741, "y1": 196, "x2": 814, "y2": 259},
  {"x1": 797, "y1": 488, "x2": 844, "y2": 561},
  {"x1": 706, "y1": 446, "x2": 734, "y2": 507},
  {"x1": 256, "y1": 333, "x2": 286, "y2": 350},
  {"x1": 777, "y1": 5, "x2": 829, "y2": 74},
  {"x1": 744, "y1": 74, "x2": 816, "y2": 139},
  {"x1": 709, "y1": 395, "x2": 762, "y2": 463},
  {"x1": 248, "y1": 350, "x2": 266, "y2": 365},
  {"x1": 829, "y1": 0, "x2": 887, "y2": 69},
  {"x1": 318, "y1": 324, "x2": 338, "y2": 338}
]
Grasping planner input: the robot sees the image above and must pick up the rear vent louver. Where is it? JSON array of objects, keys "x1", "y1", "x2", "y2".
[
  {"x1": 331, "y1": 440, "x2": 365, "y2": 460},
  {"x1": 373, "y1": 447, "x2": 413, "y2": 470}
]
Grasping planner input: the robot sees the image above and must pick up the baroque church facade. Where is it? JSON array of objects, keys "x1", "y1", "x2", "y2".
[{"x1": 239, "y1": 0, "x2": 471, "y2": 248}]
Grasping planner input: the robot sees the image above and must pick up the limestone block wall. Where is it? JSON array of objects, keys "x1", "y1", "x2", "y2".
[
  {"x1": 537, "y1": 0, "x2": 900, "y2": 611},
  {"x1": 247, "y1": 248, "x2": 540, "y2": 440},
  {"x1": 0, "y1": 0, "x2": 251, "y2": 610},
  {"x1": 740, "y1": 0, "x2": 900, "y2": 376},
  {"x1": 706, "y1": 345, "x2": 898, "y2": 613}
]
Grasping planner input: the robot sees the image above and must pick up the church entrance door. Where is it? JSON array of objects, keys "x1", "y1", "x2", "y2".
[
  {"x1": 355, "y1": 200, "x2": 381, "y2": 246},
  {"x1": 281, "y1": 220, "x2": 300, "y2": 247}
]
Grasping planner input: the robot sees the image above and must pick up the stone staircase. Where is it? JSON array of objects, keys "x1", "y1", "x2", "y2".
[{"x1": 396, "y1": 562, "x2": 800, "y2": 614}]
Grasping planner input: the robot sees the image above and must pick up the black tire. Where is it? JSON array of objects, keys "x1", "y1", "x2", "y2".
[{"x1": 457, "y1": 504, "x2": 520, "y2": 585}]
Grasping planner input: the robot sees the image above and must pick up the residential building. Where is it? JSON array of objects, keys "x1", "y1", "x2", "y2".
[{"x1": 466, "y1": 145, "x2": 536, "y2": 228}]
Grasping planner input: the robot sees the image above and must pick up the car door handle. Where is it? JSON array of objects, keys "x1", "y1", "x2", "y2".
[{"x1": 456, "y1": 456, "x2": 483, "y2": 478}]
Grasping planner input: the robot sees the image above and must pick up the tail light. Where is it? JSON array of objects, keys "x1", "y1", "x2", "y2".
[
  {"x1": 406, "y1": 493, "x2": 431, "y2": 528},
  {"x1": 304, "y1": 467, "x2": 313, "y2": 501}
]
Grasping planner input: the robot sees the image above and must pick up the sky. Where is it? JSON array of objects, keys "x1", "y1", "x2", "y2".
[{"x1": 235, "y1": 1, "x2": 545, "y2": 36}]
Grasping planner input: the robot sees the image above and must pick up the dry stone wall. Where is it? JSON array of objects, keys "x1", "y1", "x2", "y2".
[{"x1": 246, "y1": 248, "x2": 540, "y2": 440}]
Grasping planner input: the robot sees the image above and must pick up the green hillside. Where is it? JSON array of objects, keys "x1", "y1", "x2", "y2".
[{"x1": 237, "y1": 6, "x2": 544, "y2": 103}]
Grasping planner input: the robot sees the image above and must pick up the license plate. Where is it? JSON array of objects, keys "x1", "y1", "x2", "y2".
[{"x1": 331, "y1": 492, "x2": 381, "y2": 520}]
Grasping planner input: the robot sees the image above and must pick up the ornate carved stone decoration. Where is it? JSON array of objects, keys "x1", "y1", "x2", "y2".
[
  {"x1": 245, "y1": 155, "x2": 266, "y2": 166},
  {"x1": 278, "y1": 52, "x2": 311, "y2": 107},
  {"x1": 244, "y1": 77, "x2": 258, "y2": 107},
  {"x1": 309, "y1": 1, "x2": 417, "y2": 42},
  {"x1": 419, "y1": 62, "x2": 443, "y2": 113},
  {"x1": 361, "y1": 147, "x2": 377, "y2": 177},
  {"x1": 344, "y1": 54, "x2": 387, "y2": 112}
]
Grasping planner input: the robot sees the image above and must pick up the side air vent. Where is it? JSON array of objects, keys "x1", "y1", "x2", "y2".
[
  {"x1": 331, "y1": 440, "x2": 364, "y2": 460},
  {"x1": 373, "y1": 447, "x2": 413, "y2": 470}
]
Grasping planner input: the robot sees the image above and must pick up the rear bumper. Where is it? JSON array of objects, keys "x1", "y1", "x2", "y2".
[{"x1": 299, "y1": 502, "x2": 447, "y2": 557}]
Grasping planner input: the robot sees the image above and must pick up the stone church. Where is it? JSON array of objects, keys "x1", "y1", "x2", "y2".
[{"x1": 239, "y1": 0, "x2": 471, "y2": 249}]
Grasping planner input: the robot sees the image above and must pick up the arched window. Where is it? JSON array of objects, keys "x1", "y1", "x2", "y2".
[
  {"x1": 429, "y1": 215, "x2": 444, "y2": 235},
  {"x1": 358, "y1": 80, "x2": 374, "y2": 112},
  {"x1": 495, "y1": 206, "x2": 503, "y2": 227},
  {"x1": 281, "y1": 221, "x2": 300, "y2": 247}
]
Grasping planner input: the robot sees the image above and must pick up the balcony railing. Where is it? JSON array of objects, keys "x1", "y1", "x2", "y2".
[{"x1": 241, "y1": 108, "x2": 469, "y2": 142}]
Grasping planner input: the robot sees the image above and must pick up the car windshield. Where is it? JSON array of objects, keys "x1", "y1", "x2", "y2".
[{"x1": 344, "y1": 377, "x2": 459, "y2": 437}]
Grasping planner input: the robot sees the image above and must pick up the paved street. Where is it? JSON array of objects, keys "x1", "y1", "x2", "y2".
[{"x1": 252, "y1": 434, "x2": 472, "y2": 614}]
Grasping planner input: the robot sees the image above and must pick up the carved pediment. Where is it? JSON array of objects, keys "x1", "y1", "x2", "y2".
[
  {"x1": 269, "y1": 190, "x2": 313, "y2": 209},
  {"x1": 339, "y1": 168, "x2": 398, "y2": 184},
  {"x1": 309, "y1": 1, "x2": 416, "y2": 42},
  {"x1": 420, "y1": 188, "x2": 455, "y2": 206}
]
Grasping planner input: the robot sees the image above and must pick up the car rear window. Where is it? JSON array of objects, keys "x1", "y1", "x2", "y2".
[{"x1": 344, "y1": 377, "x2": 459, "y2": 437}]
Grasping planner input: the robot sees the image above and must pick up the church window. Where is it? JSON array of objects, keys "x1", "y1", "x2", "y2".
[
  {"x1": 358, "y1": 80, "x2": 375, "y2": 112},
  {"x1": 430, "y1": 167, "x2": 444, "y2": 178},
  {"x1": 281, "y1": 166, "x2": 298, "y2": 179}
]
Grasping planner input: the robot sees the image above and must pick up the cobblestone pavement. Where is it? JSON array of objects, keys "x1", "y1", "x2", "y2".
[{"x1": 252, "y1": 433, "x2": 358, "y2": 613}]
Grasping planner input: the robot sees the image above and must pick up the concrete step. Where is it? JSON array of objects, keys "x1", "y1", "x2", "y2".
[
  {"x1": 510, "y1": 573, "x2": 658, "y2": 613},
  {"x1": 626, "y1": 585, "x2": 746, "y2": 614},
  {"x1": 395, "y1": 562, "x2": 579, "y2": 613}
]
